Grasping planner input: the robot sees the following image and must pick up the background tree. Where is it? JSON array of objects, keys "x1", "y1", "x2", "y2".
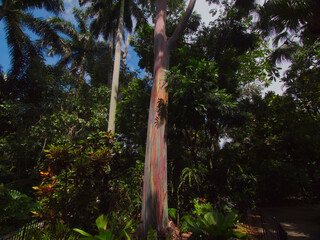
[
  {"x1": 283, "y1": 42, "x2": 320, "y2": 117},
  {"x1": 0, "y1": 0, "x2": 64, "y2": 76},
  {"x1": 42, "y1": 8, "x2": 109, "y2": 81},
  {"x1": 0, "y1": 0, "x2": 319, "y2": 237},
  {"x1": 129, "y1": 0, "x2": 279, "y2": 228},
  {"x1": 257, "y1": 0, "x2": 320, "y2": 63},
  {"x1": 81, "y1": 0, "x2": 147, "y2": 133}
]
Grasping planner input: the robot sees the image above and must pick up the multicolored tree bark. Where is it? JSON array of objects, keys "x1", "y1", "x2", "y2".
[{"x1": 140, "y1": 0, "x2": 196, "y2": 237}]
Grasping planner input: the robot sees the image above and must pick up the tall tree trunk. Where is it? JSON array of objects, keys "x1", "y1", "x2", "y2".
[
  {"x1": 108, "y1": 29, "x2": 114, "y2": 88},
  {"x1": 79, "y1": 55, "x2": 86, "y2": 80},
  {"x1": 107, "y1": 0, "x2": 124, "y2": 133},
  {"x1": 140, "y1": 0, "x2": 169, "y2": 235},
  {"x1": 123, "y1": 33, "x2": 130, "y2": 65},
  {"x1": 140, "y1": 0, "x2": 196, "y2": 237}
]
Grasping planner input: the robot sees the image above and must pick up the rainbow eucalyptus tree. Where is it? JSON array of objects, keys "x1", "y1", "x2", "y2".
[{"x1": 140, "y1": 0, "x2": 196, "y2": 236}]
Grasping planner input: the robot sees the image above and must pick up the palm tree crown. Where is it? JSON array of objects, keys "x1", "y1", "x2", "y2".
[
  {"x1": 257, "y1": 0, "x2": 320, "y2": 45},
  {"x1": 257, "y1": 0, "x2": 320, "y2": 63},
  {"x1": 0, "y1": 0, "x2": 64, "y2": 75},
  {"x1": 43, "y1": 7, "x2": 109, "y2": 81},
  {"x1": 83, "y1": 0, "x2": 147, "y2": 43}
]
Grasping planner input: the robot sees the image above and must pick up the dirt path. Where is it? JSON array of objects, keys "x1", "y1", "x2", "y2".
[{"x1": 258, "y1": 203, "x2": 320, "y2": 240}]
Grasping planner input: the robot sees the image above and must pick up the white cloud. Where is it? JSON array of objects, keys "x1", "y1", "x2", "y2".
[{"x1": 194, "y1": 0, "x2": 213, "y2": 25}]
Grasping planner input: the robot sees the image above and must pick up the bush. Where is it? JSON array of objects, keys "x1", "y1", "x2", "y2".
[
  {"x1": 30, "y1": 219, "x2": 78, "y2": 240},
  {"x1": 32, "y1": 131, "x2": 122, "y2": 231},
  {"x1": 74, "y1": 213, "x2": 138, "y2": 240},
  {"x1": 0, "y1": 184, "x2": 36, "y2": 235},
  {"x1": 182, "y1": 200, "x2": 249, "y2": 240}
]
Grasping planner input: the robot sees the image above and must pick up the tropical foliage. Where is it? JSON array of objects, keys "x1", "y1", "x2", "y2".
[
  {"x1": 74, "y1": 213, "x2": 137, "y2": 240},
  {"x1": 0, "y1": 0, "x2": 64, "y2": 76},
  {"x1": 32, "y1": 131, "x2": 123, "y2": 230},
  {"x1": 0, "y1": 0, "x2": 319, "y2": 238},
  {"x1": 182, "y1": 200, "x2": 248, "y2": 240}
]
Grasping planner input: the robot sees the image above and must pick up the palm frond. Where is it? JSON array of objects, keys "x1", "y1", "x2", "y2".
[
  {"x1": 88, "y1": 0, "x2": 116, "y2": 40},
  {"x1": 22, "y1": 13, "x2": 66, "y2": 54},
  {"x1": 73, "y1": 7, "x2": 89, "y2": 34},
  {"x1": 55, "y1": 54, "x2": 73, "y2": 71},
  {"x1": 86, "y1": 0, "x2": 147, "y2": 41},
  {"x1": 270, "y1": 41, "x2": 299, "y2": 64},
  {"x1": 22, "y1": 0, "x2": 64, "y2": 14},
  {"x1": 48, "y1": 16, "x2": 78, "y2": 39},
  {"x1": 90, "y1": 17, "x2": 104, "y2": 38},
  {"x1": 3, "y1": 11, "x2": 33, "y2": 77},
  {"x1": 123, "y1": 0, "x2": 133, "y2": 33},
  {"x1": 78, "y1": 0, "x2": 91, "y2": 7},
  {"x1": 128, "y1": 0, "x2": 147, "y2": 32},
  {"x1": 257, "y1": 0, "x2": 313, "y2": 38},
  {"x1": 272, "y1": 31, "x2": 290, "y2": 48}
]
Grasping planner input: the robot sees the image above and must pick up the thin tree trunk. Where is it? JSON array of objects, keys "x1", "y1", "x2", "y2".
[
  {"x1": 80, "y1": 55, "x2": 86, "y2": 80},
  {"x1": 123, "y1": 33, "x2": 130, "y2": 65},
  {"x1": 140, "y1": 0, "x2": 196, "y2": 237},
  {"x1": 108, "y1": 29, "x2": 114, "y2": 88},
  {"x1": 107, "y1": 0, "x2": 124, "y2": 133}
]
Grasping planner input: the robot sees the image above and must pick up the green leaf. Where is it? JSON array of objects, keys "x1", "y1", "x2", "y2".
[
  {"x1": 168, "y1": 208, "x2": 177, "y2": 219},
  {"x1": 95, "y1": 214, "x2": 108, "y2": 230},
  {"x1": 124, "y1": 231, "x2": 131, "y2": 240},
  {"x1": 233, "y1": 231, "x2": 249, "y2": 239},
  {"x1": 73, "y1": 228, "x2": 93, "y2": 237}
]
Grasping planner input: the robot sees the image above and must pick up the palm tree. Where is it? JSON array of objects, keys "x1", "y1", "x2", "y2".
[
  {"x1": 257, "y1": 0, "x2": 320, "y2": 63},
  {"x1": 84, "y1": 0, "x2": 115, "y2": 87},
  {"x1": 42, "y1": 8, "x2": 109, "y2": 81},
  {"x1": 0, "y1": 0, "x2": 64, "y2": 75},
  {"x1": 81, "y1": 0, "x2": 147, "y2": 133}
]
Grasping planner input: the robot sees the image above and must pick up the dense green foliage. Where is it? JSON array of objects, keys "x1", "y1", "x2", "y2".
[
  {"x1": 74, "y1": 213, "x2": 137, "y2": 240},
  {"x1": 33, "y1": 131, "x2": 122, "y2": 228},
  {"x1": 30, "y1": 219, "x2": 79, "y2": 240},
  {"x1": 0, "y1": 0, "x2": 319, "y2": 238},
  {"x1": 182, "y1": 200, "x2": 248, "y2": 240},
  {"x1": 0, "y1": 185, "x2": 36, "y2": 235}
]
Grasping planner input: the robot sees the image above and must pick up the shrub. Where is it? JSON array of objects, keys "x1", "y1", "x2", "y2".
[
  {"x1": 0, "y1": 184, "x2": 36, "y2": 235},
  {"x1": 30, "y1": 219, "x2": 78, "y2": 240},
  {"x1": 33, "y1": 131, "x2": 122, "y2": 231},
  {"x1": 74, "y1": 213, "x2": 137, "y2": 240},
  {"x1": 182, "y1": 200, "x2": 249, "y2": 240}
]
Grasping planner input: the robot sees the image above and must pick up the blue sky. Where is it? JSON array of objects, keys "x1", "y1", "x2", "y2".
[
  {"x1": 0, "y1": 22, "x2": 10, "y2": 72},
  {"x1": 0, "y1": 0, "x2": 141, "y2": 75},
  {"x1": 0, "y1": 0, "x2": 286, "y2": 94},
  {"x1": 0, "y1": 0, "x2": 220, "y2": 73}
]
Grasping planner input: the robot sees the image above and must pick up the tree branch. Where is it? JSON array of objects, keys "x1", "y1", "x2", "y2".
[{"x1": 167, "y1": 0, "x2": 196, "y2": 51}]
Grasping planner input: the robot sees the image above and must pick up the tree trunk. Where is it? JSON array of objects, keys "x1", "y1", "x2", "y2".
[
  {"x1": 140, "y1": 0, "x2": 169, "y2": 235},
  {"x1": 123, "y1": 33, "x2": 130, "y2": 65},
  {"x1": 79, "y1": 55, "x2": 86, "y2": 80},
  {"x1": 107, "y1": 0, "x2": 124, "y2": 133},
  {"x1": 140, "y1": 0, "x2": 196, "y2": 237},
  {"x1": 108, "y1": 29, "x2": 114, "y2": 88}
]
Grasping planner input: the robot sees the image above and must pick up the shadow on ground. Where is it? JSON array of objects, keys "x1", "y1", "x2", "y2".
[{"x1": 258, "y1": 203, "x2": 320, "y2": 240}]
